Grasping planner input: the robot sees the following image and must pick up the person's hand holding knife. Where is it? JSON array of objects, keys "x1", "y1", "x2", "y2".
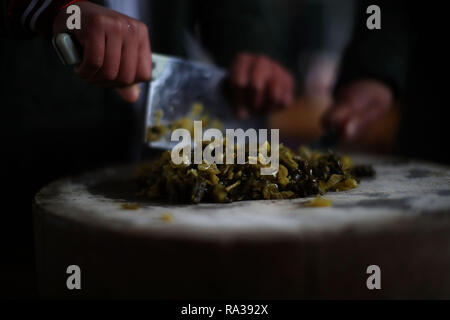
[{"x1": 53, "y1": 1, "x2": 152, "y2": 103}]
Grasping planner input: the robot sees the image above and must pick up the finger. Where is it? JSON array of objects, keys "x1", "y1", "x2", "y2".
[
  {"x1": 90, "y1": 80, "x2": 142, "y2": 104},
  {"x1": 230, "y1": 53, "x2": 252, "y2": 88},
  {"x1": 230, "y1": 54, "x2": 268, "y2": 117},
  {"x1": 324, "y1": 100, "x2": 354, "y2": 129},
  {"x1": 341, "y1": 103, "x2": 387, "y2": 141},
  {"x1": 249, "y1": 56, "x2": 271, "y2": 109},
  {"x1": 75, "y1": 29, "x2": 105, "y2": 80},
  {"x1": 228, "y1": 54, "x2": 253, "y2": 117},
  {"x1": 116, "y1": 84, "x2": 141, "y2": 103},
  {"x1": 341, "y1": 116, "x2": 360, "y2": 142},
  {"x1": 91, "y1": 28, "x2": 123, "y2": 84},
  {"x1": 135, "y1": 24, "x2": 152, "y2": 82},
  {"x1": 266, "y1": 68, "x2": 285, "y2": 111},
  {"x1": 281, "y1": 71, "x2": 294, "y2": 107},
  {"x1": 116, "y1": 22, "x2": 139, "y2": 86},
  {"x1": 327, "y1": 86, "x2": 372, "y2": 125}
]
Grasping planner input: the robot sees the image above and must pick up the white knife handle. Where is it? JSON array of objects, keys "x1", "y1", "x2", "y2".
[{"x1": 52, "y1": 33, "x2": 82, "y2": 66}]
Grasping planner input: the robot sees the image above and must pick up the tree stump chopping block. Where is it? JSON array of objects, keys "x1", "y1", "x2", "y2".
[{"x1": 33, "y1": 154, "x2": 450, "y2": 299}]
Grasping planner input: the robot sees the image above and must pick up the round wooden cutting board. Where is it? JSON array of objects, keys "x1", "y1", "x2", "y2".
[{"x1": 33, "y1": 154, "x2": 450, "y2": 299}]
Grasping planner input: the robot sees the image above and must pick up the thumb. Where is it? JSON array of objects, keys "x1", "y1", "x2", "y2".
[
  {"x1": 322, "y1": 100, "x2": 352, "y2": 130},
  {"x1": 341, "y1": 101, "x2": 389, "y2": 142},
  {"x1": 116, "y1": 84, "x2": 142, "y2": 103}
]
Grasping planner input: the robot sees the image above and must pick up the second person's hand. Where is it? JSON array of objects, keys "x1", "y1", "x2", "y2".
[
  {"x1": 228, "y1": 53, "x2": 294, "y2": 119},
  {"x1": 322, "y1": 79, "x2": 394, "y2": 143}
]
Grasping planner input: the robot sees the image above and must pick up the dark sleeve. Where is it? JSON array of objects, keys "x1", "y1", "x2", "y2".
[
  {"x1": 196, "y1": 0, "x2": 284, "y2": 67},
  {"x1": 336, "y1": 0, "x2": 411, "y2": 98},
  {"x1": 1, "y1": 0, "x2": 87, "y2": 38}
]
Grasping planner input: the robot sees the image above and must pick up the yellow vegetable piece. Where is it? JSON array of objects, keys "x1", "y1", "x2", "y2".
[
  {"x1": 335, "y1": 178, "x2": 358, "y2": 191},
  {"x1": 191, "y1": 102, "x2": 204, "y2": 116},
  {"x1": 341, "y1": 156, "x2": 353, "y2": 172},
  {"x1": 277, "y1": 165, "x2": 290, "y2": 186},
  {"x1": 209, "y1": 173, "x2": 220, "y2": 185},
  {"x1": 121, "y1": 203, "x2": 141, "y2": 210},
  {"x1": 225, "y1": 181, "x2": 241, "y2": 192},
  {"x1": 160, "y1": 212, "x2": 174, "y2": 223},
  {"x1": 306, "y1": 196, "x2": 332, "y2": 207}
]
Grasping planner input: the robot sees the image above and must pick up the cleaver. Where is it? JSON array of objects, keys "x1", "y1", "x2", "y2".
[{"x1": 53, "y1": 33, "x2": 266, "y2": 151}]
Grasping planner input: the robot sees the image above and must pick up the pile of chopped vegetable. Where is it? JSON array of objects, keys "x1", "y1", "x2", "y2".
[
  {"x1": 146, "y1": 103, "x2": 223, "y2": 142},
  {"x1": 136, "y1": 144, "x2": 374, "y2": 204}
]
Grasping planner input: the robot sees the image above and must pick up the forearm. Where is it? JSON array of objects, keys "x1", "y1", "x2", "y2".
[{"x1": 2, "y1": 0, "x2": 87, "y2": 38}]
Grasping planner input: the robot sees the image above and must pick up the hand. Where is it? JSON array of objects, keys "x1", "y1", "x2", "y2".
[
  {"x1": 228, "y1": 53, "x2": 294, "y2": 118},
  {"x1": 323, "y1": 80, "x2": 393, "y2": 142},
  {"x1": 53, "y1": 2, "x2": 152, "y2": 103}
]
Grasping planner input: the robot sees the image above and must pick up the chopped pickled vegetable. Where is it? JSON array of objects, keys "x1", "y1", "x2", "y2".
[
  {"x1": 136, "y1": 144, "x2": 375, "y2": 204},
  {"x1": 306, "y1": 196, "x2": 332, "y2": 207},
  {"x1": 121, "y1": 203, "x2": 141, "y2": 210},
  {"x1": 160, "y1": 212, "x2": 174, "y2": 222},
  {"x1": 277, "y1": 165, "x2": 290, "y2": 186},
  {"x1": 146, "y1": 103, "x2": 224, "y2": 142},
  {"x1": 146, "y1": 110, "x2": 167, "y2": 142}
]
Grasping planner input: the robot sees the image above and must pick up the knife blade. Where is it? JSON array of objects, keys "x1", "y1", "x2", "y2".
[{"x1": 146, "y1": 53, "x2": 266, "y2": 150}]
